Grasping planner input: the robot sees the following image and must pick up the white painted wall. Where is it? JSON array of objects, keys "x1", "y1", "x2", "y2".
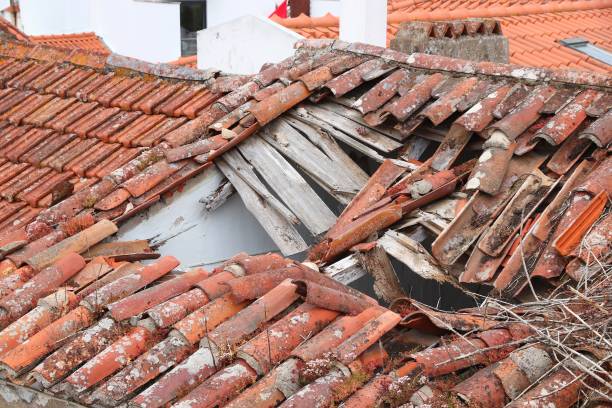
[
  {"x1": 311, "y1": 0, "x2": 341, "y2": 17},
  {"x1": 18, "y1": 0, "x2": 181, "y2": 62},
  {"x1": 198, "y1": 15, "x2": 303, "y2": 74},
  {"x1": 115, "y1": 166, "x2": 278, "y2": 269},
  {"x1": 91, "y1": 0, "x2": 181, "y2": 62},
  {"x1": 19, "y1": 0, "x2": 92, "y2": 35},
  {"x1": 340, "y1": 0, "x2": 387, "y2": 47},
  {"x1": 206, "y1": 0, "x2": 281, "y2": 28}
]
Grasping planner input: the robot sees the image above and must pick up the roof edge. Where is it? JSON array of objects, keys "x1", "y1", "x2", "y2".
[{"x1": 295, "y1": 39, "x2": 612, "y2": 89}]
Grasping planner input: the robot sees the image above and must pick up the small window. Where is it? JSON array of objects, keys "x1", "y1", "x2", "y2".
[
  {"x1": 559, "y1": 37, "x2": 612, "y2": 67},
  {"x1": 180, "y1": 1, "x2": 206, "y2": 56}
]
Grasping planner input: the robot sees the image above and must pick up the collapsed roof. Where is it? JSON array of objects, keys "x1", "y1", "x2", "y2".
[{"x1": 0, "y1": 34, "x2": 609, "y2": 407}]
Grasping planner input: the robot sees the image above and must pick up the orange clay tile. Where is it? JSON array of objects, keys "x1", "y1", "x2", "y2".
[
  {"x1": 553, "y1": 190, "x2": 608, "y2": 256},
  {"x1": 172, "y1": 360, "x2": 259, "y2": 408},
  {"x1": 80, "y1": 255, "x2": 179, "y2": 312},
  {"x1": 107, "y1": 267, "x2": 209, "y2": 321},
  {"x1": 30, "y1": 32, "x2": 110, "y2": 54},
  {"x1": 31, "y1": 317, "x2": 125, "y2": 387},
  {"x1": 293, "y1": 279, "x2": 372, "y2": 315},
  {"x1": 292, "y1": 307, "x2": 383, "y2": 362},
  {"x1": 0, "y1": 252, "x2": 84, "y2": 328},
  {"x1": 0, "y1": 305, "x2": 94, "y2": 376},
  {"x1": 25, "y1": 219, "x2": 117, "y2": 271},
  {"x1": 173, "y1": 292, "x2": 248, "y2": 345},
  {"x1": 0, "y1": 288, "x2": 77, "y2": 357},
  {"x1": 62, "y1": 325, "x2": 158, "y2": 395},
  {"x1": 91, "y1": 334, "x2": 196, "y2": 406},
  {"x1": 334, "y1": 310, "x2": 401, "y2": 365},
  {"x1": 238, "y1": 304, "x2": 339, "y2": 375},
  {"x1": 204, "y1": 279, "x2": 298, "y2": 346},
  {"x1": 146, "y1": 287, "x2": 210, "y2": 328},
  {"x1": 222, "y1": 359, "x2": 301, "y2": 408}
]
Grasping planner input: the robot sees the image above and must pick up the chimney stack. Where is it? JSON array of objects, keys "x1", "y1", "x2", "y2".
[{"x1": 339, "y1": 0, "x2": 387, "y2": 47}]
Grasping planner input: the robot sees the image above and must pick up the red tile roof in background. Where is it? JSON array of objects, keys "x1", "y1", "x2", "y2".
[
  {"x1": 272, "y1": 0, "x2": 612, "y2": 73},
  {"x1": 0, "y1": 16, "x2": 28, "y2": 42},
  {"x1": 30, "y1": 32, "x2": 111, "y2": 54},
  {"x1": 169, "y1": 55, "x2": 197, "y2": 69}
]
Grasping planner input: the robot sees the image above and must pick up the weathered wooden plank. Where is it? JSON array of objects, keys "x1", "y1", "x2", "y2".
[
  {"x1": 221, "y1": 149, "x2": 299, "y2": 224},
  {"x1": 378, "y1": 230, "x2": 455, "y2": 284},
  {"x1": 282, "y1": 116, "x2": 369, "y2": 186},
  {"x1": 287, "y1": 111, "x2": 386, "y2": 162},
  {"x1": 262, "y1": 120, "x2": 361, "y2": 205},
  {"x1": 358, "y1": 245, "x2": 407, "y2": 303},
  {"x1": 304, "y1": 104, "x2": 403, "y2": 153},
  {"x1": 316, "y1": 101, "x2": 406, "y2": 141},
  {"x1": 323, "y1": 253, "x2": 367, "y2": 285},
  {"x1": 200, "y1": 179, "x2": 235, "y2": 212},
  {"x1": 238, "y1": 136, "x2": 337, "y2": 236},
  {"x1": 216, "y1": 158, "x2": 308, "y2": 255}
]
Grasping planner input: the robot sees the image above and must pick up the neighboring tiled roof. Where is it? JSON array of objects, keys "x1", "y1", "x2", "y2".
[
  {"x1": 0, "y1": 243, "x2": 605, "y2": 408},
  {"x1": 169, "y1": 55, "x2": 197, "y2": 69},
  {"x1": 0, "y1": 16, "x2": 28, "y2": 42},
  {"x1": 29, "y1": 33, "x2": 111, "y2": 54},
  {"x1": 272, "y1": 0, "x2": 612, "y2": 73}
]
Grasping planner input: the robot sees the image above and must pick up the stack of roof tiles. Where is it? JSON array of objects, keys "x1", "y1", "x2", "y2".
[
  {"x1": 272, "y1": 0, "x2": 612, "y2": 72},
  {"x1": 29, "y1": 33, "x2": 111, "y2": 55},
  {"x1": 0, "y1": 244, "x2": 601, "y2": 408}
]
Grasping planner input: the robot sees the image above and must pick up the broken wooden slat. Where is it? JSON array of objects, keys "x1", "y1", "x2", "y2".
[
  {"x1": 85, "y1": 240, "x2": 159, "y2": 262},
  {"x1": 378, "y1": 230, "x2": 454, "y2": 284},
  {"x1": 287, "y1": 110, "x2": 386, "y2": 162},
  {"x1": 282, "y1": 116, "x2": 369, "y2": 186},
  {"x1": 323, "y1": 253, "x2": 367, "y2": 285},
  {"x1": 221, "y1": 149, "x2": 299, "y2": 224},
  {"x1": 317, "y1": 101, "x2": 406, "y2": 141},
  {"x1": 216, "y1": 158, "x2": 308, "y2": 256},
  {"x1": 304, "y1": 104, "x2": 403, "y2": 153},
  {"x1": 200, "y1": 179, "x2": 235, "y2": 212},
  {"x1": 238, "y1": 136, "x2": 337, "y2": 236},
  {"x1": 262, "y1": 120, "x2": 361, "y2": 205},
  {"x1": 357, "y1": 244, "x2": 407, "y2": 303}
]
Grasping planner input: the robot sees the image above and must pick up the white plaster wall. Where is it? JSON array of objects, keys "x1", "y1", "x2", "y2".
[
  {"x1": 19, "y1": 0, "x2": 93, "y2": 35},
  {"x1": 115, "y1": 166, "x2": 278, "y2": 269},
  {"x1": 91, "y1": 0, "x2": 181, "y2": 62},
  {"x1": 311, "y1": 0, "x2": 341, "y2": 17},
  {"x1": 340, "y1": 0, "x2": 387, "y2": 47},
  {"x1": 206, "y1": 0, "x2": 281, "y2": 28},
  {"x1": 198, "y1": 15, "x2": 303, "y2": 74},
  {"x1": 18, "y1": 0, "x2": 181, "y2": 62}
]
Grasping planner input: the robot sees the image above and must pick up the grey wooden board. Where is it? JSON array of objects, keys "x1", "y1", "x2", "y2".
[
  {"x1": 378, "y1": 230, "x2": 454, "y2": 284},
  {"x1": 238, "y1": 136, "x2": 337, "y2": 236},
  {"x1": 323, "y1": 253, "x2": 367, "y2": 285},
  {"x1": 282, "y1": 116, "x2": 369, "y2": 186},
  {"x1": 217, "y1": 158, "x2": 308, "y2": 255},
  {"x1": 317, "y1": 101, "x2": 406, "y2": 141},
  {"x1": 287, "y1": 110, "x2": 386, "y2": 162},
  {"x1": 221, "y1": 149, "x2": 299, "y2": 224},
  {"x1": 304, "y1": 104, "x2": 402, "y2": 153},
  {"x1": 262, "y1": 119, "x2": 362, "y2": 205}
]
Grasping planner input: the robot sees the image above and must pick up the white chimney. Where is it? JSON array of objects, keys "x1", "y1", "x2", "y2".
[{"x1": 339, "y1": 0, "x2": 387, "y2": 47}]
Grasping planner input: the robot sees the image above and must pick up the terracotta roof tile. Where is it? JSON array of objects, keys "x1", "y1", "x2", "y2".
[{"x1": 30, "y1": 32, "x2": 111, "y2": 54}]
